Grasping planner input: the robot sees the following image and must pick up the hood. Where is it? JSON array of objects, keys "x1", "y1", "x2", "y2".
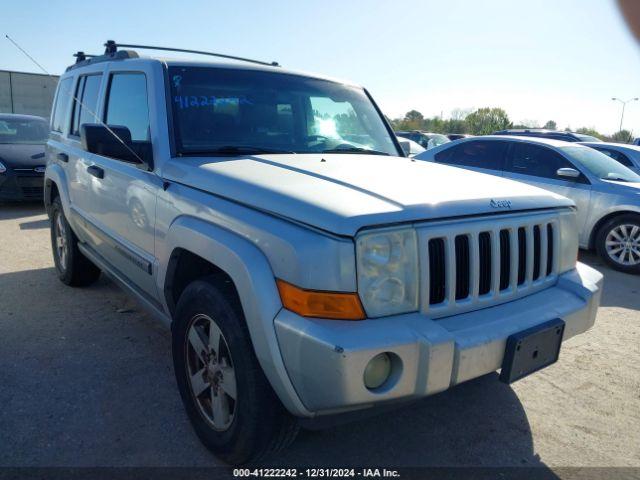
[
  {"x1": 0, "y1": 143, "x2": 46, "y2": 168},
  {"x1": 163, "y1": 154, "x2": 574, "y2": 236}
]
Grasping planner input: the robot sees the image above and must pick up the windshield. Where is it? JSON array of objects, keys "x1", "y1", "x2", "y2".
[
  {"x1": 562, "y1": 146, "x2": 640, "y2": 182},
  {"x1": 575, "y1": 134, "x2": 602, "y2": 142},
  {"x1": 0, "y1": 118, "x2": 48, "y2": 144},
  {"x1": 168, "y1": 66, "x2": 399, "y2": 156},
  {"x1": 425, "y1": 134, "x2": 450, "y2": 149}
]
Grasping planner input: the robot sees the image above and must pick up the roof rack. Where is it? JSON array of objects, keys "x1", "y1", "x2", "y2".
[{"x1": 104, "y1": 40, "x2": 280, "y2": 67}]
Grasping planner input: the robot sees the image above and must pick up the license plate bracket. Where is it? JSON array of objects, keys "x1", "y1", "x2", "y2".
[{"x1": 499, "y1": 318, "x2": 565, "y2": 384}]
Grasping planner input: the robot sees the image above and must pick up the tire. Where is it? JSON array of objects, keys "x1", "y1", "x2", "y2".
[
  {"x1": 50, "y1": 196, "x2": 101, "y2": 286},
  {"x1": 595, "y1": 214, "x2": 640, "y2": 274},
  {"x1": 172, "y1": 277, "x2": 299, "y2": 465}
]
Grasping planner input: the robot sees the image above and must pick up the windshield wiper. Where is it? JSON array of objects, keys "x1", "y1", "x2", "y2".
[
  {"x1": 180, "y1": 145, "x2": 296, "y2": 156},
  {"x1": 321, "y1": 146, "x2": 390, "y2": 156}
]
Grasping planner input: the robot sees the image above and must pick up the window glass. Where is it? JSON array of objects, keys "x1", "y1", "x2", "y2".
[
  {"x1": 105, "y1": 73, "x2": 150, "y2": 141},
  {"x1": 51, "y1": 77, "x2": 73, "y2": 133},
  {"x1": 0, "y1": 117, "x2": 48, "y2": 144},
  {"x1": 507, "y1": 143, "x2": 579, "y2": 179},
  {"x1": 561, "y1": 146, "x2": 640, "y2": 182},
  {"x1": 592, "y1": 147, "x2": 634, "y2": 168},
  {"x1": 71, "y1": 74, "x2": 102, "y2": 136},
  {"x1": 434, "y1": 140, "x2": 507, "y2": 171},
  {"x1": 168, "y1": 66, "x2": 399, "y2": 155}
]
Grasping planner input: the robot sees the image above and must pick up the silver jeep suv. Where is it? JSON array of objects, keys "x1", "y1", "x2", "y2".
[{"x1": 44, "y1": 42, "x2": 603, "y2": 464}]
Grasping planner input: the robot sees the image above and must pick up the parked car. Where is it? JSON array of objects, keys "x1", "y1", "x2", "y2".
[
  {"x1": 416, "y1": 136, "x2": 640, "y2": 273},
  {"x1": 580, "y1": 141, "x2": 640, "y2": 174},
  {"x1": 493, "y1": 129, "x2": 602, "y2": 143},
  {"x1": 396, "y1": 135, "x2": 425, "y2": 157},
  {"x1": 633, "y1": 138, "x2": 640, "y2": 146},
  {"x1": 395, "y1": 130, "x2": 451, "y2": 149},
  {"x1": 45, "y1": 42, "x2": 602, "y2": 464},
  {"x1": 447, "y1": 133, "x2": 473, "y2": 141},
  {"x1": 0, "y1": 113, "x2": 48, "y2": 202}
]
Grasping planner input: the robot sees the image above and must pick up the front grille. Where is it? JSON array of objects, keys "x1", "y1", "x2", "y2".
[
  {"x1": 21, "y1": 186, "x2": 43, "y2": 198},
  {"x1": 424, "y1": 215, "x2": 558, "y2": 314}
]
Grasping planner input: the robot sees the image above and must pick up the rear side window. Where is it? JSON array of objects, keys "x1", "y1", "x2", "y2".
[
  {"x1": 70, "y1": 74, "x2": 102, "y2": 136},
  {"x1": 104, "y1": 73, "x2": 150, "y2": 141},
  {"x1": 507, "y1": 143, "x2": 585, "y2": 181},
  {"x1": 434, "y1": 140, "x2": 507, "y2": 171},
  {"x1": 593, "y1": 147, "x2": 634, "y2": 168},
  {"x1": 51, "y1": 77, "x2": 73, "y2": 133}
]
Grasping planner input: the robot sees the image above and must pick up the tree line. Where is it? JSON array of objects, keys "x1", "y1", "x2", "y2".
[{"x1": 388, "y1": 107, "x2": 635, "y2": 143}]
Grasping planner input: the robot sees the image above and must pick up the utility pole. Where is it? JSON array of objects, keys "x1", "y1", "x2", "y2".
[{"x1": 612, "y1": 97, "x2": 638, "y2": 133}]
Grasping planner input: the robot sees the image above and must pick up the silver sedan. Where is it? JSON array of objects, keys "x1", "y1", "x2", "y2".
[{"x1": 415, "y1": 135, "x2": 640, "y2": 273}]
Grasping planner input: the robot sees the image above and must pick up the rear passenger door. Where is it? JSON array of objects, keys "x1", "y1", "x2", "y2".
[
  {"x1": 433, "y1": 139, "x2": 508, "y2": 177},
  {"x1": 503, "y1": 142, "x2": 592, "y2": 231},
  {"x1": 75, "y1": 66, "x2": 162, "y2": 300}
]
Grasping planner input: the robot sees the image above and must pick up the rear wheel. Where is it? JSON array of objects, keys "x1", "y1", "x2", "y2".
[
  {"x1": 596, "y1": 214, "x2": 640, "y2": 274},
  {"x1": 50, "y1": 196, "x2": 101, "y2": 286},
  {"x1": 172, "y1": 277, "x2": 299, "y2": 464}
]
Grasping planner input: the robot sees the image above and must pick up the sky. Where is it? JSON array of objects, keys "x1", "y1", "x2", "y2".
[{"x1": 1, "y1": 0, "x2": 639, "y2": 135}]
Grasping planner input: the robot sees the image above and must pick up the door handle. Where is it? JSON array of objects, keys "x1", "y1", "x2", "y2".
[
  {"x1": 87, "y1": 165, "x2": 104, "y2": 179},
  {"x1": 56, "y1": 152, "x2": 69, "y2": 163}
]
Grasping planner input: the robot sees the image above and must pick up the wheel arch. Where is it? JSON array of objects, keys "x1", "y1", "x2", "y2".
[
  {"x1": 160, "y1": 215, "x2": 312, "y2": 417},
  {"x1": 588, "y1": 208, "x2": 640, "y2": 250},
  {"x1": 44, "y1": 165, "x2": 71, "y2": 217}
]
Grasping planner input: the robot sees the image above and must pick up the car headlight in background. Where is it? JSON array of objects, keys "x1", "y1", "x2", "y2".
[
  {"x1": 356, "y1": 228, "x2": 418, "y2": 317},
  {"x1": 0, "y1": 160, "x2": 6, "y2": 174}
]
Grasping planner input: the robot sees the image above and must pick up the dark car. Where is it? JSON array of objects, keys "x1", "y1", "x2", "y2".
[
  {"x1": 447, "y1": 133, "x2": 473, "y2": 141},
  {"x1": 396, "y1": 130, "x2": 451, "y2": 150},
  {"x1": 493, "y1": 128, "x2": 601, "y2": 143},
  {"x1": 0, "y1": 114, "x2": 49, "y2": 202}
]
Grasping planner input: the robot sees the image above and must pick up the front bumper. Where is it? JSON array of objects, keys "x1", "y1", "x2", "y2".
[
  {"x1": 0, "y1": 169, "x2": 44, "y2": 202},
  {"x1": 274, "y1": 262, "x2": 602, "y2": 415}
]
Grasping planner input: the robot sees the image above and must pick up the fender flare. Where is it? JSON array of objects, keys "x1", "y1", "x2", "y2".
[
  {"x1": 160, "y1": 215, "x2": 313, "y2": 417},
  {"x1": 44, "y1": 164, "x2": 71, "y2": 215}
]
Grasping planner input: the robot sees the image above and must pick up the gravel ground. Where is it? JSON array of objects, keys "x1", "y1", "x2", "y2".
[{"x1": 0, "y1": 204, "x2": 638, "y2": 473}]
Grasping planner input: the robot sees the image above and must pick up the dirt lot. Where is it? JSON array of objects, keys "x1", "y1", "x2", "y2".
[{"x1": 0, "y1": 204, "x2": 639, "y2": 472}]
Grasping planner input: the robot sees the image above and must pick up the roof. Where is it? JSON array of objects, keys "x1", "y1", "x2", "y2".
[
  {"x1": 482, "y1": 135, "x2": 585, "y2": 148},
  {"x1": 495, "y1": 129, "x2": 576, "y2": 135},
  {"x1": 580, "y1": 141, "x2": 640, "y2": 152},
  {"x1": 64, "y1": 47, "x2": 359, "y2": 87},
  {"x1": 0, "y1": 113, "x2": 48, "y2": 122}
]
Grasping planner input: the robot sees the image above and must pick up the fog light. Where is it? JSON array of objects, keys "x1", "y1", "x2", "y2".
[{"x1": 363, "y1": 353, "x2": 392, "y2": 390}]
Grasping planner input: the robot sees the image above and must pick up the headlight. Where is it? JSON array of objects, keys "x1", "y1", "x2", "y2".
[
  {"x1": 558, "y1": 209, "x2": 579, "y2": 273},
  {"x1": 356, "y1": 228, "x2": 418, "y2": 317},
  {"x1": 0, "y1": 160, "x2": 6, "y2": 174}
]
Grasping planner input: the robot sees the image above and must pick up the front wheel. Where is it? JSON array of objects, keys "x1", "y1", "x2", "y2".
[
  {"x1": 596, "y1": 214, "x2": 640, "y2": 274},
  {"x1": 172, "y1": 277, "x2": 299, "y2": 464}
]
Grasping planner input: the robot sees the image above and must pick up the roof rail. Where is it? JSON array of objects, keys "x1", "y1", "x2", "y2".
[
  {"x1": 66, "y1": 48, "x2": 139, "y2": 72},
  {"x1": 104, "y1": 40, "x2": 280, "y2": 67}
]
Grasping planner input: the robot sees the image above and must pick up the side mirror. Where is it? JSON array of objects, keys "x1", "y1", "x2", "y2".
[
  {"x1": 399, "y1": 140, "x2": 411, "y2": 156},
  {"x1": 557, "y1": 167, "x2": 580, "y2": 179},
  {"x1": 81, "y1": 124, "x2": 153, "y2": 169}
]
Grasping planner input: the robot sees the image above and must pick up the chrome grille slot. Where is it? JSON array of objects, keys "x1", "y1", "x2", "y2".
[
  {"x1": 478, "y1": 232, "x2": 492, "y2": 296},
  {"x1": 455, "y1": 235, "x2": 470, "y2": 300},
  {"x1": 428, "y1": 238, "x2": 446, "y2": 305},
  {"x1": 499, "y1": 229, "x2": 511, "y2": 291},
  {"x1": 421, "y1": 212, "x2": 560, "y2": 318}
]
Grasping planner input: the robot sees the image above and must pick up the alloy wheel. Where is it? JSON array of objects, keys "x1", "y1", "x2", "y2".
[
  {"x1": 605, "y1": 224, "x2": 640, "y2": 266},
  {"x1": 54, "y1": 211, "x2": 69, "y2": 272},
  {"x1": 185, "y1": 314, "x2": 237, "y2": 431}
]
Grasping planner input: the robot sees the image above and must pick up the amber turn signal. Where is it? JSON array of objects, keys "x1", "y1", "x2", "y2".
[{"x1": 276, "y1": 279, "x2": 366, "y2": 320}]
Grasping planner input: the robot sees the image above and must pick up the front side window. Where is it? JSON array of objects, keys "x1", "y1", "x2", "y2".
[
  {"x1": 70, "y1": 74, "x2": 102, "y2": 136},
  {"x1": 104, "y1": 73, "x2": 150, "y2": 141},
  {"x1": 51, "y1": 77, "x2": 73, "y2": 133},
  {"x1": 434, "y1": 140, "x2": 507, "y2": 171},
  {"x1": 507, "y1": 143, "x2": 583, "y2": 181},
  {"x1": 168, "y1": 66, "x2": 399, "y2": 156},
  {"x1": 0, "y1": 117, "x2": 48, "y2": 144}
]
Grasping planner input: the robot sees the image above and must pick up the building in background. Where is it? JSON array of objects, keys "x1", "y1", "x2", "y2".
[{"x1": 0, "y1": 70, "x2": 59, "y2": 119}]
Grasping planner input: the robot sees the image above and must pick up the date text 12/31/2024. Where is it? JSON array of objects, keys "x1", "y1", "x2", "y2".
[{"x1": 233, "y1": 468, "x2": 401, "y2": 478}]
